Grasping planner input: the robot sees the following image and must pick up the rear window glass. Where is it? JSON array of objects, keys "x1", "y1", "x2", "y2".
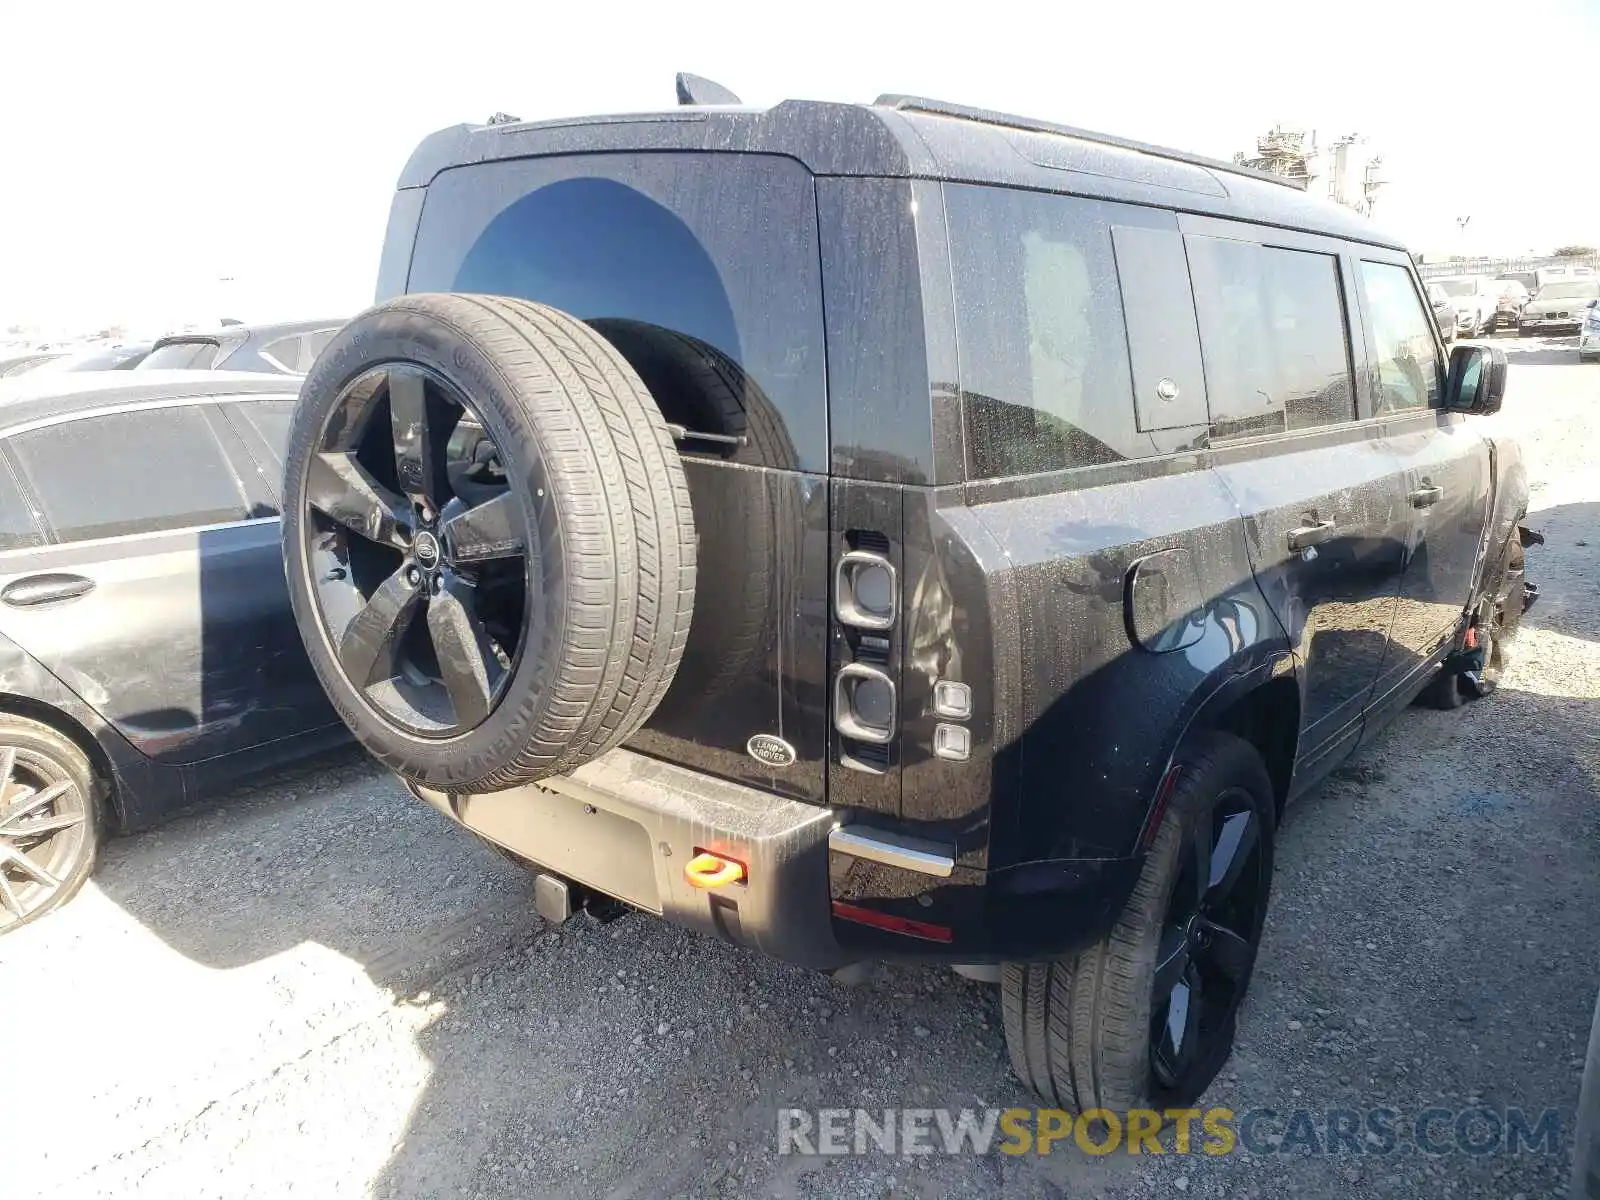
[
  {"x1": 10, "y1": 407, "x2": 249, "y2": 542},
  {"x1": 1538, "y1": 281, "x2": 1600, "y2": 300},
  {"x1": 141, "y1": 340, "x2": 220, "y2": 370},
  {"x1": 1186, "y1": 238, "x2": 1356, "y2": 437},
  {"x1": 407, "y1": 153, "x2": 827, "y2": 472},
  {"x1": 946, "y1": 185, "x2": 1141, "y2": 478}
]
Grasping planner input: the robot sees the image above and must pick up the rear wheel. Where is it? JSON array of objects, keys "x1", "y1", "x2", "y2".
[
  {"x1": 1002, "y1": 733, "x2": 1276, "y2": 1111},
  {"x1": 0, "y1": 714, "x2": 100, "y2": 934}
]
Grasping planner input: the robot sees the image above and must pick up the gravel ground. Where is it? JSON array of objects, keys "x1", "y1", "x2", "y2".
[{"x1": 4, "y1": 336, "x2": 1597, "y2": 1200}]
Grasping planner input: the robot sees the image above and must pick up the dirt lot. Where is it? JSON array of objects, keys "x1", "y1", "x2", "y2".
[{"x1": 6, "y1": 337, "x2": 1598, "y2": 1200}]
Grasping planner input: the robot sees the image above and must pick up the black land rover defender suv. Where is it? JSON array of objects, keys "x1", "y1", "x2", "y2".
[{"x1": 281, "y1": 78, "x2": 1536, "y2": 1111}]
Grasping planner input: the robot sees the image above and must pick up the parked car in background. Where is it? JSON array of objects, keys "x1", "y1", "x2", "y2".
[
  {"x1": 0, "y1": 371, "x2": 344, "y2": 933},
  {"x1": 1427, "y1": 282, "x2": 1458, "y2": 343},
  {"x1": 1534, "y1": 264, "x2": 1596, "y2": 291},
  {"x1": 1493, "y1": 279, "x2": 1529, "y2": 330},
  {"x1": 23, "y1": 342, "x2": 154, "y2": 374},
  {"x1": 1430, "y1": 275, "x2": 1498, "y2": 337},
  {"x1": 1519, "y1": 279, "x2": 1600, "y2": 335},
  {"x1": 1496, "y1": 270, "x2": 1538, "y2": 295},
  {"x1": 279, "y1": 81, "x2": 1536, "y2": 1113},
  {"x1": 0, "y1": 353, "x2": 67, "y2": 379},
  {"x1": 1579, "y1": 299, "x2": 1600, "y2": 361},
  {"x1": 135, "y1": 318, "x2": 345, "y2": 376}
]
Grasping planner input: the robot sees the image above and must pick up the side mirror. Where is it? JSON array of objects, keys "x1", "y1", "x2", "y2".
[{"x1": 1445, "y1": 343, "x2": 1507, "y2": 416}]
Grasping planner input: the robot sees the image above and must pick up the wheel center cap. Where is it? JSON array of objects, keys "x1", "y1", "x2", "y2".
[{"x1": 414, "y1": 531, "x2": 441, "y2": 569}]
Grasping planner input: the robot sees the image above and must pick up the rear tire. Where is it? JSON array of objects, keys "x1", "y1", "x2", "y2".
[
  {"x1": 1002, "y1": 733, "x2": 1276, "y2": 1111},
  {"x1": 1421, "y1": 665, "x2": 1466, "y2": 709},
  {"x1": 0, "y1": 714, "x2": 101, "y2": 934}
]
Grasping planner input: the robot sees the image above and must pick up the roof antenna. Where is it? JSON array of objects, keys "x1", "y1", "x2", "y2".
[{"x1": 675, "y1": 73, "x2": 741, "y2": 106}]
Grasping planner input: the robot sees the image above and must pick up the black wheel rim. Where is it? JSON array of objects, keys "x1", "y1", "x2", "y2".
[
  {"x1": 1149, "y1": 787, "x2": 1269, "y2": 1098},
  {"x1": 0, "y1": 746, "x2": 88, "y2": 926},
  {"x1": 303, "y1": 364, "x2": 531, "y2": 737}
]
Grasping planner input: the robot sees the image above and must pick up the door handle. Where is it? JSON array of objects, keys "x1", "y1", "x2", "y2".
[
  {"x1": 1, "y1": 573, "x2": 96, "y2": 607},
  {"x1": 1409, "y1": 484, "x2": 1444, "y2": 508},
  {"x1": 1286, "y1": 520, "x2": 1336, "y2": 551}
]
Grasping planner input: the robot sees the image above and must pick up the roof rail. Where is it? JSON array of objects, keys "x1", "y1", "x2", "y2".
[{"x1": 874, "y1": 94, "x2": 1302, "y2": 191}]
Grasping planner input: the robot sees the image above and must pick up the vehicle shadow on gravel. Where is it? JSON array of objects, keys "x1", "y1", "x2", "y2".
[{"x1": 92, "y1": 746, "x2": 544, "y2": 988}]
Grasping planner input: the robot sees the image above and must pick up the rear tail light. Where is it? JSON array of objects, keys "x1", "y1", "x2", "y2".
[
  {"x1": 833, "y1": 663, "x2": 896, "y2": 743},
  {"x1": 835, "y1": 550, "x2": 897, "y2": 629},
  {"x1": 831, "y1": 900, "x2": 953, "y2": 943}
]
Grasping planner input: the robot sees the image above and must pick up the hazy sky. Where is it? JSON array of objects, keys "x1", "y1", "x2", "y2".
[{"x1": 3, "y1": 0, "x2": 1596, "y2": 335}]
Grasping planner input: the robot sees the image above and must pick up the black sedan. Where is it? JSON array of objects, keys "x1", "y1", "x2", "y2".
[{"x1": 0, "y1": 372, "x2": 345, "y2": 932}]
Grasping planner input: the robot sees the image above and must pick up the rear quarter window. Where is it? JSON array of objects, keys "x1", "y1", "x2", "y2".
[
  {"x1": 406, "y1": 152, "x2": 827, "y2": 472},
  {"x1": 946, "y1": 185, "x2": 1140, "y2": 478}
]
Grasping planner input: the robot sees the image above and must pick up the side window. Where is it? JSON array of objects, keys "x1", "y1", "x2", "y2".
[
  {"x1": 225, "y1": 398, "x2": 297, "y2": 511},
  {"x1": 947, "y1": 185, "x2": 1141, "y2": 477},
  {"x1": 408, "y1": 153, "x2": 827, "y2": 472},
  {"x1": 0, "y1": 457, "x2": 44, "y2": 552},
  {"x1": 1186, "y1": 237, "x2": 1356, "y2": 437},
  {"x1": 258, "y1": 335, "x2": 304, "y2": 373},
  {"x1": 1358, "y1": 261, "x2": 1443, "y2": 413},
  {"x1": 10, "y1": 407, "x2": 250, "y2": 542},
  {"x1": 301, "y1": 328, "x2": 337, "y2": 363},
  {"x1": 235, "y1": 398, "x2": 295, "y2": 463}
]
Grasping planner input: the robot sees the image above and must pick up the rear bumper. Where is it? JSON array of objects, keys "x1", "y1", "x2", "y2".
[
  {"x1": 407, "y1": 748, "x2": 1143, "y2": 969},
  {"x1": 409, "y1": 749, "x2": 852, "y2": 969}
]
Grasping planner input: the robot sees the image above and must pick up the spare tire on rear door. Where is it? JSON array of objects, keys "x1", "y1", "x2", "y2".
[{"x1": 280, "y1": 294, "x2": 697, "y2": 794}]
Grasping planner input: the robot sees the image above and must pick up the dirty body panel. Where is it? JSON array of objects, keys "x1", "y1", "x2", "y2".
[
  {"x1": 405, "y1": 151, "x2": 833, "y2": 804},
  {"x1": 384, "y1": 97, "x2": 1515, "y2": 967}
]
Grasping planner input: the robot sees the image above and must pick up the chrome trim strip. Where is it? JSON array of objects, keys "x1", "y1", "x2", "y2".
[
  {"x1": 829, "y1": 825, "x2": 955, "y2": 878},
  {"x1": 0, "y1": 516, "x2": 279, "y2": 559},
  {"x1": 0, "y1": 391, "x2": 299, "y2": 439}
]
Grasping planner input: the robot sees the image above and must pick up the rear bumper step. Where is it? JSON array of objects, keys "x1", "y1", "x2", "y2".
[
  {"x1": 827, "y1": 826, "x2": 954, "y2": 877},
  {"x1": 407, "y1": 749, "x2": 1145, "y2": 966},
  {"x1": 408, "y1": 749, "x2": 854, "y2": 970}
]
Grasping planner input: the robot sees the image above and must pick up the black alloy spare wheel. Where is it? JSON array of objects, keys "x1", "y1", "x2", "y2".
[
  {"x1": 304, "y1": 361, "x2": 525, "y2": 737},
  {"x1": 282, "y1": 294, "x2": 697, "y2": 794},
  {"x1": 0, "y1": 715, "x2": 100, "y2": 934}
]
